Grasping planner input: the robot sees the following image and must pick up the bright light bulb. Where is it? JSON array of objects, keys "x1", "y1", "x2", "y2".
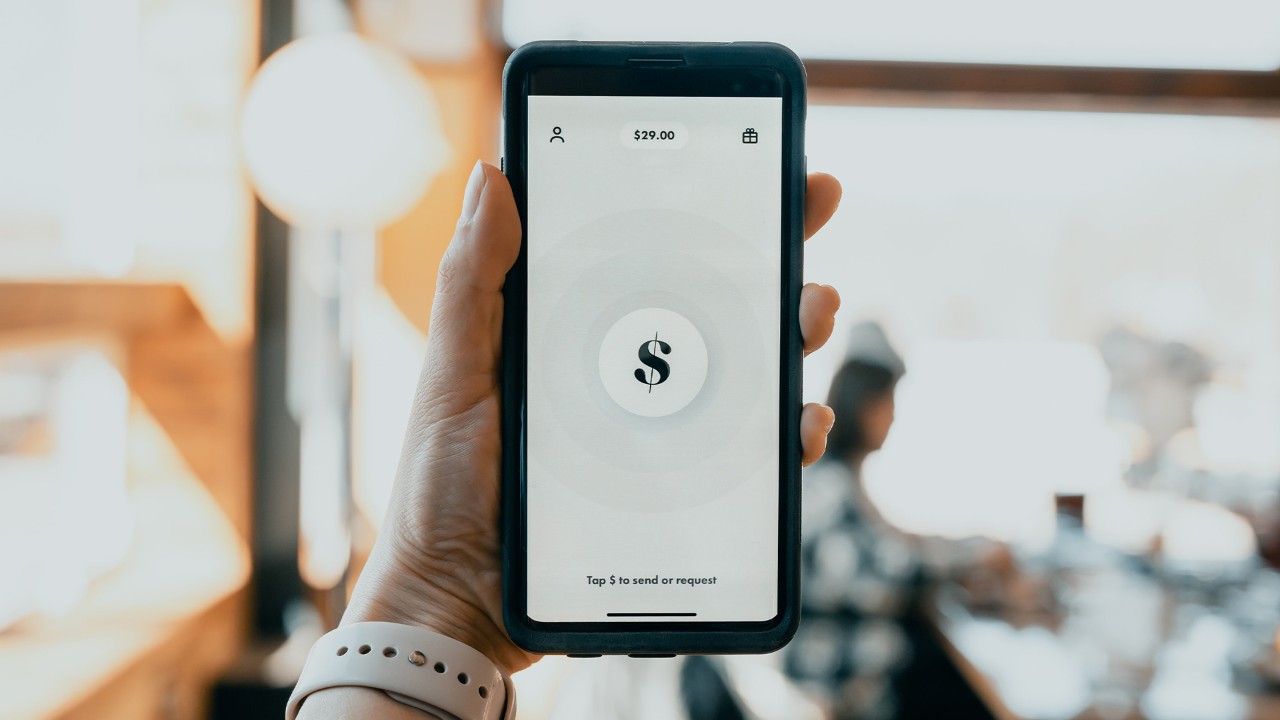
[{"x1": 240, "y1": 33, "x2": 447, "y2": 229}]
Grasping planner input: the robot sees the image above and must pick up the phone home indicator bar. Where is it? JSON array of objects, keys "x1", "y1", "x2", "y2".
[{"x1": 606, "y1": 612, "x2": 698, "y2": 617}]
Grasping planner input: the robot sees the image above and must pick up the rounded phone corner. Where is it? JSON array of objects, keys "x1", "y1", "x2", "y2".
[
  {"x1": 767, "y1": 605, "x2": 802, "y2": 652},
  {"x1": 501, "y1": 606, "x2": 547, "y2": 655}
]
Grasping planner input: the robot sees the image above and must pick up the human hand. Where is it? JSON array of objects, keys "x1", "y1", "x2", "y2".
[{"x1": 343, "y1": 161, "x2": 843, "y2": 674}]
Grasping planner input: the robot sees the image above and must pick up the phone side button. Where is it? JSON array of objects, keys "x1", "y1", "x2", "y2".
[
  {"x1": 567, "y1": 653, "x2": 602, "y2": 658},
  {"x1": 500, "y1": 156, "x2": 505, "y2": 173},
  {"x1": 627, "y1": 653, "x2": 676, "y2": 659}
]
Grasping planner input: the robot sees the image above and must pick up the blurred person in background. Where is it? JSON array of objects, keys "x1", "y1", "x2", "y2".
[
  {"x1": 784, "y1": 322, "x2": 1000, "y2": 720},
  {"x1": 1097, "y1": 325, "x2": 1212, "y2": 481}
]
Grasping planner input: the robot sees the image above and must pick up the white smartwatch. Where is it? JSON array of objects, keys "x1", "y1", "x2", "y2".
[{"x1": 285, "y1": 622, "x2": 515, "y2": 720}]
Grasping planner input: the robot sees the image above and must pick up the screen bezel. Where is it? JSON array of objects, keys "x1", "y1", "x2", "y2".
[{"x1": 501, "y1": 42, "x2": 805, "y2": 653}]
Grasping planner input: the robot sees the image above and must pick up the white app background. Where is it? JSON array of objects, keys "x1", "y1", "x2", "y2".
[{"x1": 526, "y1": 95, "x2": 782, "y2": 622}]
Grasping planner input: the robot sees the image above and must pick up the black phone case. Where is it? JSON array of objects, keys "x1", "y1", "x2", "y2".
[{"x1": 499, "y1": 40, "x2": 807, "y2": 655}]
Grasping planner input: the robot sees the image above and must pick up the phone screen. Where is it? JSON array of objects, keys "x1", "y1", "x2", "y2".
[{"x1": 523, "y1": 80, "x2": 784, "y2": 624}]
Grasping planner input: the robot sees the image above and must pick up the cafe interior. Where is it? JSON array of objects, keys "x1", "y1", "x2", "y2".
[{"x1": 2, "y1": 1, "x2": 1280, "y2": 718}]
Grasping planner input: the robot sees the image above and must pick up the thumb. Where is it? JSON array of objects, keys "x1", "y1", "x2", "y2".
[
  {"x1": 437, "y1": 161, "x2": 522, "y2": 296},
  {"x1": 422, "y1": 161, "x2": 522, "y2": 382}
]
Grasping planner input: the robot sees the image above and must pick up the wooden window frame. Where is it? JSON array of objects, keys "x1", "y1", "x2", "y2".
[{"x1": 804, "y1": 59, "x2": 1280, "y2": 115}]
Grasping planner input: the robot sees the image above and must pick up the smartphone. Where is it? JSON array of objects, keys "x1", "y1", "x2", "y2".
[{"x1": 500, "y1": 41, "x2": 806, "y2": 655}]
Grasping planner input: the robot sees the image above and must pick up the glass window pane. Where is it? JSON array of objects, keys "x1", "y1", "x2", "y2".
[
  {"x1": 804, "y1": 106, "x2": 1280, "y2": 541},
  {"x1": 0, "y1": 0, "x2": 137, "y2": 275},
  {"x1": 503, "y1": 0, "x2": 1280, "y2": 70}
]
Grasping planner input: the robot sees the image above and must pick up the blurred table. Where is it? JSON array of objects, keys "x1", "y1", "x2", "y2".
[
  {"x1": 928, "y1": 565, "x2": 1280, "y2": 720},
  {"x1": 0, "y1": 465, "x2": 250, "y2": 719}
]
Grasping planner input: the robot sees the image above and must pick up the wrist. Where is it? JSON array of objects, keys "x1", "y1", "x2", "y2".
[{"x1": 343, "y1": 543, "x2": 520, "y2": 673}]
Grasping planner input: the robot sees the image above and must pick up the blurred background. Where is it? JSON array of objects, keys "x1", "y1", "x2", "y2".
[{"x1": 2, "y1": 1, "x2": 1279, "y2": 718}]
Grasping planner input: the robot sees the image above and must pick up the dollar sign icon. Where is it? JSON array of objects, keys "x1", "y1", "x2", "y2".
[
  {"x1": 601, "y1": 308, "x2": 706, "y2": 417},
  {"x1": 634, "y1": 332, "x2": 672, "y2": 392}
]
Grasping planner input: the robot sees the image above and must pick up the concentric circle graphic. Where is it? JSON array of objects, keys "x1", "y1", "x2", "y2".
[{"x1": 528, "y1": 208, "x2": 776, "y2": 512}]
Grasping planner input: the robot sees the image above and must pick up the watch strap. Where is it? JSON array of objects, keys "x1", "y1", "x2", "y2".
[{"x1": 285, "y1": 622, "x2": 514, "y2": 720}]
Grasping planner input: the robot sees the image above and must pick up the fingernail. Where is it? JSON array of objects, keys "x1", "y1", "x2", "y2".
[
  {"x1": 824, "y1": 284, "x2": 842, "y2": 311},
  {"x1": 460, "y1": 160, "x2": 486, "y2": 221},
  {"x1": 823, "y1": 406, "x2": 836, "y2": 432}
]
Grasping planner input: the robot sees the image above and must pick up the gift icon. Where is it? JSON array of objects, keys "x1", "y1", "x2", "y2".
[{"x1": 741, "y1": 128, "x2": 758, "y2": 144}]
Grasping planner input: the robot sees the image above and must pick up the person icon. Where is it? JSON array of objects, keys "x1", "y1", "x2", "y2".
[{"x1": 549, "y1": 126, "x2": 565, "y2": 143}]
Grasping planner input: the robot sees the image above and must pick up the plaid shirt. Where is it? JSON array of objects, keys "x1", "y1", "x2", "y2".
[{"x1": 784, "y1": 460, "x2": 923, "y2": 720}]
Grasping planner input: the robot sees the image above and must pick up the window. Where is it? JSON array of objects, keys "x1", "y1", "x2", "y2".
[
  {"x1": 805, "y1": 106, "x2": 1280, "y2": 541},
  {"x1": 503, "y1": 0, "x2": 1280, "y2": 70}
]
